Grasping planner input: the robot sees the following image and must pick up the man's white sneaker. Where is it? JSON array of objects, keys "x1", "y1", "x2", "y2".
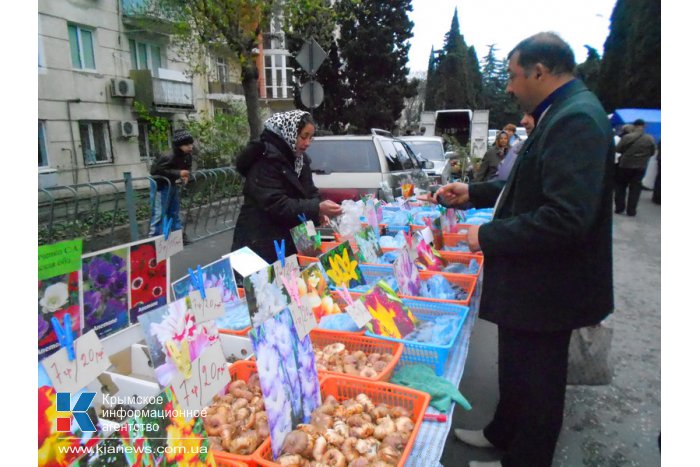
[{"x1": 454, "y1": 429, "x2": 495, "y2": 448}]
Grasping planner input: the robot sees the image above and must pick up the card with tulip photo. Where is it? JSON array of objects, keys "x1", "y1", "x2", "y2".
[{"x1": 318, "y1": 241, "x2": 366, "y2": 289}]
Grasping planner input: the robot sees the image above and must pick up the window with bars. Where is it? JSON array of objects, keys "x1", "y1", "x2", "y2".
[
  {"x1": 129, "y1": 39, "x2": 162, "y2": 74},
  {"x1": 39, "y1": 121, "x2": 49, "y2": 168},
  {"x1": 264, "y1": 53, "x2": 294, "y2": 99},
  {"x1": 79, "y1": 121, "x2": 113, "y2": 164},
  {"x1": 216, "y1": 57, "x2": 228, "y2": 83},
  {"x1": 67, "y1": 24, "x2": 96, "y2": 70}
]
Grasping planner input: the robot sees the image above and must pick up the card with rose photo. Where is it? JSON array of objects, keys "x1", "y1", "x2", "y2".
[
  {"x1": 38, "y1": 271, "x2": 81, "y2": 360},
  {"x1": 81, "y1": 246, "x2": 130, "y2": 339}
]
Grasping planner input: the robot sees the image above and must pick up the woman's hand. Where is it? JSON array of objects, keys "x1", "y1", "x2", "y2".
[{"x1": 319, "y1": 200, "x2": 342, "y2": 218}]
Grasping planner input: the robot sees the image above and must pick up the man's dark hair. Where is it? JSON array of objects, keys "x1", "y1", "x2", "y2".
[
  {"x1": 508, "y1": 32, "x2": 575, "y2": 76},
  {"x1": 633, "y1": 118, "x2": 646, "y2": 126},
  {"x1": 297, "y1": 112, "x2": 315, "y2": 135}
]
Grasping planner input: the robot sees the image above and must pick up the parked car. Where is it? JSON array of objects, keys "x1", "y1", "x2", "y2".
[
  {"x1": 305, "y1": 130, "x2": 434, "y2": 203},
  {"x1": 400, "y1": 135, "x2": 451, "y2": 184},
  {"x1": 487, "y1": 129, "x2": 498, "y2": 146},
  {"x1": 515, "y1": 126, "x2": 528, "y2": 141}
]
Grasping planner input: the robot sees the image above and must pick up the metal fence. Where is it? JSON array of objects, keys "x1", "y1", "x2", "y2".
[{"x1": 38, "y1": 168, "x2": 243, "y2": 253}]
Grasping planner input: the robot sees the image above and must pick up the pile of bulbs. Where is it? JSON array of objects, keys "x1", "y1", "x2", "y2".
[{"x1": 314, "y1": 343, "x2": 395, "y2": 379}]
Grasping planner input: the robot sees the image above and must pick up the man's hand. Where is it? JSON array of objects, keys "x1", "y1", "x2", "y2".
[
  {"x1": 435, "y1": 182, "x2": 469, "y2": 207},
  {"x1": 319, "y1": 200, "x2": 342, "y2": 218},
  {"x1": 180, "y1": 169, "x2": 190, "y2": 185},
  {"x1": 416, "y1": 193, "x2": 438, "y2": 204},
  {"x1": 467, "y1": 224, "x2": 481, "y2": 252}
]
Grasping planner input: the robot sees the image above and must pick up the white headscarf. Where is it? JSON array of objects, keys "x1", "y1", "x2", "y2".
[{"x1": 264, "y1": 110, "x2": 311, "y2": 176}]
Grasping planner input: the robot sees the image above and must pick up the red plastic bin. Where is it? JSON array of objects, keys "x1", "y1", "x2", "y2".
[{"x1": 310, "y1": 328, "x2": 403, "y2": 382}]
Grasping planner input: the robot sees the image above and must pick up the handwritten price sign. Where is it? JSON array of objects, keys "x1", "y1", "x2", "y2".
[
  {"x1": 41, "y1": 330, "x2": 110, "y2": 393},
  {"x1": 273, "y1": 255, "x2": 300, "y2": 289},
  {"x1": 155, "y1": 230, "x2": 183, "y2": 263},
  {"x1": 170, "y1": 343, "x2": 228, "y2": 418},
  {"x1": 345, "y1": 300, "x2": 372, "y2": 328},
  {"x1": 189, "y1": 287, "x2": 224, "y2": 323},
  {"x1": 288, "y1": 294, "x2": 316, "y2": 340}
]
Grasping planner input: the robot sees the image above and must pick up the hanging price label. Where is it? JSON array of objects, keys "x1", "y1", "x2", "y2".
[
  {"x1": 273, "y1": 255, "x2": 300, "y2": 289},
  {"x1": 41, "y1": 330, "x2": 110, "y2": 394},
  {"x1": 170, "y1": 343, "x2": 228, "y2": 419},
  {"x1": 155, "y1": 230, "x2": 183, "y2": 262},
  {"x1": 306, "y1": 221, "x2": 317, "y2": 237},
  {"x1": 345, "y1": 300, "x2": 372, "y2": 328},
  {"x1": 420, "y1": 227, "x2": 434, "y2": 245},
  {"x1": 189, "y1": 287, "x2": 224, "y2": 323},
  {"x1": 288, "y1": 294, "x2": 316, "y2": 340}
]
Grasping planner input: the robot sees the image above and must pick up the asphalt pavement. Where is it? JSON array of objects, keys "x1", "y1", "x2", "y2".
[{"x1": 171, "y1": 194, "x2": 661, "y2": 467}]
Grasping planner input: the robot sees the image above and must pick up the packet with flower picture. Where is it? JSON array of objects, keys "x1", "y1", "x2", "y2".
[
  {"x1": 393, "y1": 246, "x2": 421, "y2": 296},
  {"x1": 300, "y1": 263, "x2": 342, "y2": 321},
  {"x1": 137, "y1": 298, "x2": 221, "y2": 387},
  {"x1": 38, "y1": 267, "x2": 81, "y2": 360},
  {"x1": 354, "y1": 225, "x2": 383, "y2": 263},
  {"x1": 129, "y1": 238, "x2": 170, "y2": 324},
  {"x1": 319, "y1": 241, "x2": 366, "y2": 289},
  {"x1": 172, "y1": 257, "x2": 242, "y2": 326},
  {"x1": 242, "y1": 265, "x2": 290, "y2": 327},
  {"x1": 361, "y1": 280, "x2": 420, "y2": 338},
  {"x1": 81, "y1": 245, "x2": 131, "y2": 339},
  {"x1": 290, "y1": 221, "x2": 322, "y2": 257}
]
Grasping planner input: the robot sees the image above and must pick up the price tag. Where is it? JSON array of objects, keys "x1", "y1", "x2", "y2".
[
  {"x1": 306, "y1": 221, "x2": 317, "y2": 237},
  {"x1": 273, "y1": 255, "x2": 300, "y2": 288},
  {"x1": 188, "y1": 287, "x2": 224, "y2": 323},
  {"x1": 288, "y1": 294, "x2": 316, "y2": 340},
  {"x1": 345, "y1": 300, "x2": 372, "y2": 328},
  {"x1": 41, "y1": 330, "x2": 110, "y2": 394},
  {"x1": 170, "y1": 343, "x2": 228, "y2": 418},
  {"x1": 420, "y1": 227, "x2": 434, "y2": 245},
  {"x1": 155, "y1": 230, "x2": 183, "y2": 263}
]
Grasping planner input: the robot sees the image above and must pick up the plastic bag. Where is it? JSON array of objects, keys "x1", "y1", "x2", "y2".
[
  {"x1": 567, "y1": 321, "x2": 613, "y2": 385},
  {"x1": 318, "y1": 313, "x2": 362, "y2": 332}
]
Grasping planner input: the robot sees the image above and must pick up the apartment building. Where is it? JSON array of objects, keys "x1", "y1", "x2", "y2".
[{"x1": 38, "y1": 0, "x2": 296, "y2": 189}]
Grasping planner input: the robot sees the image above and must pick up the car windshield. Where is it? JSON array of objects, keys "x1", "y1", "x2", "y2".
[
  {"x1": 403, "y1": 141, "x2": 445, "y2": 161},
  {"x1": 306, "y1": 140, "x2": 381, "y2": 173}
]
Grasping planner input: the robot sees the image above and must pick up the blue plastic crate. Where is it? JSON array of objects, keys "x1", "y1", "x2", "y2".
[
  {"x1": 337, "y1": 264, "x2": 397, "y2": 293},
  {"x1": 364, "y1": 299, "x2": 470, "y2": 376},
  {"x1": 385, "y1": 225, "x2": 410, "y2": 235}
]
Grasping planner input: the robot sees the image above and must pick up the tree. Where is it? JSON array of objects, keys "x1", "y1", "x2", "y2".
[
  {"x1": 575, "y1": 45, "x2": 602, "y2": 93},
  {"x1": 424, "y1": 8, "x2": 483, "y2": 111},
  {"x1": 143, "y1": 0, "x2": 323, "y2": 138},
  {"x1": 598, "y1": 0, "x2": 660, "y2": 111},
  {"x1": 424, "y1": 47, "x2": 438, "y2": 111},
  {"x1": 336, "y1": 0, "x2": 418, "y2": 133}
]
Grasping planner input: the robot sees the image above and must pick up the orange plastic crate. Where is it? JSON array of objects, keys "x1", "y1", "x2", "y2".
[
  {"x1": 254, "y1": 376, "x2": 431, "y2": 467},
  {"x1": 310, "y1": 329, "x2": 403, "y2": 382},
  {"x1": 397, "y1": 271, "x2": 476, "y2": 306},
  {"x1": 438, "y1": 251, "x2": 483, "y2": 276},
  {"x1": 210, "y1": 360, "x2": 266, "y2": 467}
]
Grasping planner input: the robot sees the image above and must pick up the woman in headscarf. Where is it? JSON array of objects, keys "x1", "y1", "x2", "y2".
[
  {"x1": 231, "y1": 110, "x2": 342, "y2": 263},
  {"x1": 473, "y1": 130, "x2": 510, "y2": 182}
]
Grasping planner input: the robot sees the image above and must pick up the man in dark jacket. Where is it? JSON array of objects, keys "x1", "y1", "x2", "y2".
[
  {"x1": 614, "y1": 118, "x2": 657, "y2": 216},
  {"x1": 231, "y1": 110, "x2": 341, "y2": 263},
  {"x1": 148, "y1": 128, "x2": 193, "y2": 237},
  {"x1": 423, "y1": 32, "x2": 615, "y2": 467}
]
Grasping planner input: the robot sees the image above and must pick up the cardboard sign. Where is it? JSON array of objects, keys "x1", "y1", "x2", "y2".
[
  {"x1": 170, "y1": 343, "x2": 228, "y2": 418},
  {"x1": 273, "y1": 255, "x2": 301, "y2": 288},
  {"x1": 41, "y1": 330, "x2": 110, "y2": 393},
  {"x1": 189, "y1": 287, "x2": 224, "y2": 323},
  {"x1": 288, "y1": 295, "x2": 316, "y2": 340},
  {"x1": 345, "y1": 300, "x2": 372, "y2": 328},
  {"x1": 306, "y1": 221, "x2": 317, "y2": 237},
  {"x1": 38, "y1": 239, "x2": 83, "y2": 281},
  {"x1": 226, "y1": 247, "x2": 269, "y2": 278},
  {"x1": 155, "y1": 230, "x2": 183, "y2": 263},
  {"x1": 420, "y1": 227, "x2": 434, "y2": 245}
]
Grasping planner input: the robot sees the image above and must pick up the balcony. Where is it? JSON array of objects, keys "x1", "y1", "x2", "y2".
[
  {"x1": 130, "y1": 69, "x2": 194, "y2": 113},
  {"x1": 121, "y1": 0, "x2": 175, "y2": 34}
]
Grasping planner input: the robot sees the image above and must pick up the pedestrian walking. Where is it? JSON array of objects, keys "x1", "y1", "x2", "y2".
[{"x1": 614, "y1": 118, "x2": 657, "y2": 216}]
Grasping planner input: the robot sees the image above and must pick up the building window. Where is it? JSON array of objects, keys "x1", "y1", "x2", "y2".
[
  {"x1": 79, "y1": 121, "x2": 113, "y2": 164},
  {"x1": 129, "y1": 39, "x2": 162, "y2": 73},
  {"x1": 137, "y1": 121, "x2": 153, "y2": 160},
  {"x1": 67, "y1": 24, "x2": 96, "y2": 70},
  {"x1": 216, "y1": 57, "x2": 228, "y2": 83},
  {"x1": 39, "y1": 121, "x2": 49, "y2": 168},
  {"x1": 264, "y1": 54, "x2": 294, "y2": 99}
]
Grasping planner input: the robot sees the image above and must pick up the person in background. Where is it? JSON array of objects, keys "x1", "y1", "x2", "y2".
[
  {"x1": 231, "y1": 110, "x2": 342, "y2": 263},
  {"x1": 496, "y1": 113, "x2": 535, "y2": 181},
  {"x1": 614, "y1": 118, "x2": 657, "y2": 216},
  {"x1": 474, "y1": 130, "x2": 509, "y2": 182},
  {"x1": 149, "y1": 128, "x2": 193, "y2": 239},
  {"x1": 652, "y1": 140, "x2": 661, "y2": 204},
  {"x1": 503, "y1": 123, "x2": 520, "y2": 146},
  {"x1": 419, "y1": 31, "x2": 614, "y2": 467}
]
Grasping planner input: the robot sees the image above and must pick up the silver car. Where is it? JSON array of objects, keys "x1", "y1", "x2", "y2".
[{"x1": 400, "y1": 135, "x2": 451, "y2": 184}]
